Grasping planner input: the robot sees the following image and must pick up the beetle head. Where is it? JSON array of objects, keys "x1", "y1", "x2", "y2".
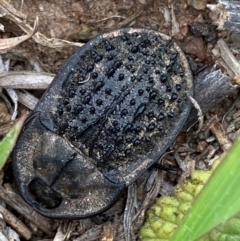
[{"x1": 13, "y1": 112, "x2": 124, "y2": 218}]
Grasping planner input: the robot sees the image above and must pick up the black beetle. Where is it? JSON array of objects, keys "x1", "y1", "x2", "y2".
[{"x1": 12, "y1": 28, "x2": 193, "y2": 218}]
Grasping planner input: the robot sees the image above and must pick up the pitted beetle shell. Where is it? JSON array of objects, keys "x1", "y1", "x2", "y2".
[{"x1": 12, "y1": 28, "x2": 193, "y2": 218}]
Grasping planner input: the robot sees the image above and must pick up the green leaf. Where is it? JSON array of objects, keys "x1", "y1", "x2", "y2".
[
  {"x1": 170, "y1": 137, "x2": 240, "y2": 241},
  {"x1": 0, "y1": 115, "x2": 26, "y2": 170}
]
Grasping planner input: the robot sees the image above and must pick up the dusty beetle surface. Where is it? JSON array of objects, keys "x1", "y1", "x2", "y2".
[{"x1": 13, "y1": 28, "x2": 193, "y2": 218}]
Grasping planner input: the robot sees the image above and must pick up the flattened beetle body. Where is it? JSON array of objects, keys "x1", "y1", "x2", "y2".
[{"x1": 12, "y1": 28, "x2": 193, "y2": 218}]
